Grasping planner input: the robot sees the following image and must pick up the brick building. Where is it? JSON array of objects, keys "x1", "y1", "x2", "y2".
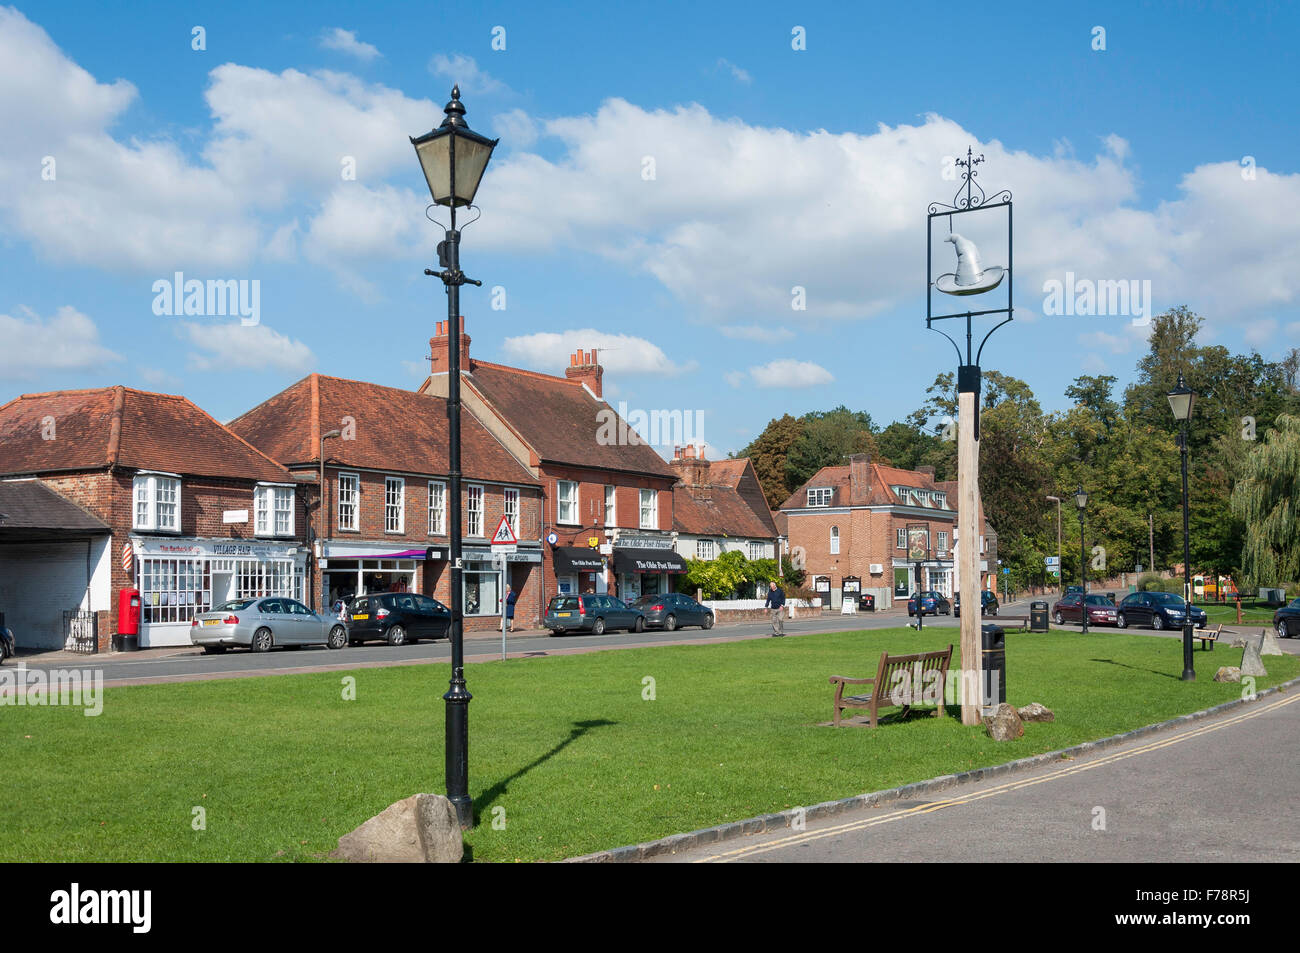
[
  {"x1": 418, "y1": 323, "x2": 685, "y2": 601},
  {"x1": 228, "y1": 374, "x2": 543, "y2": 631},
  {"x1": 669, "y1": 446, "x2": 779, "y2": 593},
  {"x1": 780, "y1": 453, "x2": 996, "y2": 609},
  {"x1": 0, "y1": 386, "x2": 305, "y2": 650}
]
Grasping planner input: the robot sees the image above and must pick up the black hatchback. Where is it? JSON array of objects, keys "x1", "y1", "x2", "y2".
[{"x1": 346, "y1": 592, "x2": 451, "y2": 645}]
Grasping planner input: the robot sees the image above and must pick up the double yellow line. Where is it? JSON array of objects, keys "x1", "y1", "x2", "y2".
[{"x1": 696, "y1": 691, "x2": 1299, "y2": 862}]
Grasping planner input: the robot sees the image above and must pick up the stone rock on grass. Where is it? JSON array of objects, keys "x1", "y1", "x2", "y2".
[
  {"x1": 331, "y1": 793, "x2": 463, "y2": 863},
  {"x1": 1259, "y1": 627, "x2": 1284, "y2": 657},
  {"x1": 1213, "y1": 666, "x2": 1241, "y2": 683},
  {"x1": 1240, "y1": 635, "x2": 1268, "y2": 677},
  {"x1": 983, "y1": 703, "x2": 1024, "y2": 741},
  {"x1": 1016, "y1": 702, "x2": 1055, "y2": 723}
]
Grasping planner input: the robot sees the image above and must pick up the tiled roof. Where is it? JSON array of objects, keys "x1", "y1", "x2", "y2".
[
  {"x1": 673, "y1": 483, "x2": 777, "y2": 539},
  {"x1": 708, "y1": 459, "x2": 748, "y2": 487},
  {"x1": 780, "y1": 461, "x2": 951, "y2": 510},
  {"x1": 0, "y1": 387, "x2": 291, "y2": 483},
  {"x1": 228, "y1": 374, "x2": 538, "y2": 486},
  {"x1": 0, "y1": 479, "x2": 110, "y2": 534},
  {"x1": 462, "y1": 361, "x2": 677, "y2": 479}
]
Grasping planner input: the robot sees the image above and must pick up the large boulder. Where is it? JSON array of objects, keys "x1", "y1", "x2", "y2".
[
  {"x1": 1213, "y1": 666, "x2": 1241, "y2": 683},
  {"x1": 1240, "y1": 635, "x2": 1268, "y2": 677},
  {"x1": 331, "y1": 793, "x2": 463, "y2": 863},
  {"x1": 1016, "y1": 702, "x2": 1055, "y2": 723},
  {"x1": 983, "y1": 703, "x2": 1024, "y2": 741}
]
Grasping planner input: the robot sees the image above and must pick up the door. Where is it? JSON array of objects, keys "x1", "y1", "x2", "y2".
[
  {"x1": 285, "y1": 599, "x2": 323, "y2": 643},
  {"x1": 416, "y1": 595, "x2": 450, "y2": 638}
]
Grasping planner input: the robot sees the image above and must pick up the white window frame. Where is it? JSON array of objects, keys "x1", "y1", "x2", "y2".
[
  {"x1": 747, "y1": 541, "x2": 763, "y2": 560},
  {"x1": 696, "y1": 538, "x2": 715, "y2": 560},
  {"x1": 830, "y1": 525, "x2": 840, "y2": 555},
  {"x1": 604, "y1": 485, "x2": 616, "y2": 527},
  {"x1": 337, "y1": 472, "x2": 359, "y2": 532},
  {"x1": 639, "y1": 489, "x2": 657, "y2": 529},
  {"x1": 385, "y1": 477, "x2": 405, "y2": 533},
  {"x1": 807, "y1": 487, "x2": 832, "y2": 507},
  {"x1": 467, "y1": 484, "x2": 484, "y2": 537},
  {"x1": 504, "y1": 487, "x2": 520, "y2": 537},
  {"x1": 428, "y1": 481, "x2": 446, "y2": 536},
  {"x1": 558, "y1": 480, "x2": 579, "y2": 525},
  {"x1": 938, "y1": 531, "x2": 949, "y2": 552},
  {"x1": 132, "y1": 473, "x2": 181, "y2": 532},
  {"x1": 254, "y1": 484, "x2": 295, "y2": 537},
  {"x1": 896, "y1": 528, "x2": 907, "y2": 550}
]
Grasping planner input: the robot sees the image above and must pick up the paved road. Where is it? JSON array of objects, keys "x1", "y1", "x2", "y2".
[{"x1": 652, "y1": 686, "x2": 1300, "y2": 863}]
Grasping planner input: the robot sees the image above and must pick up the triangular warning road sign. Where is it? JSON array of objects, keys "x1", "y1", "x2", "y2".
[{"x1": 491, "y1": 515, "x2": 518, "y2": 546}]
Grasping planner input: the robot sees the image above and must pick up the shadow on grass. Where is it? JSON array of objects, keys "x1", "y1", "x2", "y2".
[
  {"x1": 472, "y1": 718, "x2": 617, "y2": 827},
  {"x1": 1089, "y1": 657, "x2": 1181, "y2": 680}
]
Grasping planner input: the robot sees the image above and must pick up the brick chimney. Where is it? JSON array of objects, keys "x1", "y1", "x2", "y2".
[
  {"x1": 669, "y1": 444, "x2": 711, "y2": 500},
  {"x1": 917, "y1": 465, "x2": 935, "y2": 480},
  {"x1": 429, "y1": 317, "x2": 471, "y2": 375},
  {"x1": 564, "y1": 348, "x2": 603, "y2": 398},
  {"x1": 848, "y1": 453, "x2": 871, "y2": 504}
]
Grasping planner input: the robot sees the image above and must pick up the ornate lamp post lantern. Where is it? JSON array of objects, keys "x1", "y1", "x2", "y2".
[
  {"x1": 1167, "y1": 372, "x2": 1197, "y2": 682},
  {"x1": 926, "y1": 148, "x2": 1013, "y2": 725},
  {"x1": 1075, "y1": 485, "x2": 1089, "y2": 635},
  {"x1": 411, "y1": 85, "x2": 499, "y2": 829}
]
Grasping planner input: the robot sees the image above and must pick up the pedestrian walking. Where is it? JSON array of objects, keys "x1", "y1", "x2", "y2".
[
  {"x1": 764, "y1": 581, "x2": 786, "y2": 637},
  {"x1": 505, "y1": 584, "x2": 517, "y2": 632}
]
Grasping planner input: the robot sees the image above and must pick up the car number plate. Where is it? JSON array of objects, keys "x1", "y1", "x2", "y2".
[
  {"x1": 557, "y1": 612, "x2": 571, "y2": 617},
  {"x1": 202, "y1": 619, "x2": 221, "y2": 626},
  {"x1": 351, "y1": 614, "x2": 369, "y2": 621}
]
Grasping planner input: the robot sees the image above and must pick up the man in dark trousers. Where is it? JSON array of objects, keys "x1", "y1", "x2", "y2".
[{"x1": 764, "y1": 581, "x2": 786, "y2": 637}]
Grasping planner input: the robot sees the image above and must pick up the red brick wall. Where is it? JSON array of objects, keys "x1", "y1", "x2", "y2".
[{"x1": 786, "y1": 508, "x2": 958, "y2": 595}]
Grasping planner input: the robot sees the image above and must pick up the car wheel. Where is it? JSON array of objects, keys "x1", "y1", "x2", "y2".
[
  {"x1": 1278, "y1": 621, "x2": 1289, "y2": 640},
  {"x1": 202, "y1": 645, "x2": 226, "y2": 655},
  {"x1": 703, "y1": 613, "x2": 714, "y2": 630},
  {"x1": 327, "y1": 626, "x2": 347, "y2": 650},
  {"x1": 386, "y1": 625, "x2": 408, "y2": 646},
  {"x1": 592, "y1": 617, "x2": 606, "y2": 635},
  {"x1": 251, "y1": 628, "x2": 273, "y2": 653},
  {"x1": 633, "y1": 616, "x2": 645, "y2": 633},
  {"x1": 1152, "y1": 614, "x2": 1165, "y2": 631},
  {"x1": 1117, "y1": 613, "x2": 1128, "y2": 629},
  {"x1": 989, "y1": 606, "x2": 998, "y2": 616},
  {"x1": 1053, "y1": 611, "x2": 1063, "y2": 625},
  {"x1": 664, "y1": 614, "x2": 678, "y2": 632}
]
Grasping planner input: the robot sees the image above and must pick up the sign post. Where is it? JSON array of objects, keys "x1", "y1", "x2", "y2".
[{"x1": 490, "y1": 516, "x2": 518, "y2": 661}]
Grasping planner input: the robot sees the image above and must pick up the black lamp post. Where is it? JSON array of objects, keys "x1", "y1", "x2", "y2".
[
  {"x1": 411, "y1": 85, "x2": 498, "y2": 829},
  {"x1": 1168, "y1": 372, "x2": 1197, "y2": 682},
  {"x1": 1075, "y1": 485, "x2": 1088, "y2": 635}
]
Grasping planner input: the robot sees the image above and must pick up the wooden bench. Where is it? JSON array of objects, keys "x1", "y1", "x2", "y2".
[
  {"x1": 1197, "y1": 624, "x2": 1225, "y2": 650},
  {"x1": 992, "y1": 614, "x2": 1029, "y2": 631},
  {"x1": 829, "y1": 644, "x2": 953, "y2": 728}
]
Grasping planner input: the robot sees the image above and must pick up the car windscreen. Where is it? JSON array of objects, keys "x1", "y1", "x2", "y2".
[
  {"x1": 549, "y1": 597, "x2": 580, "y2": 611},
  {"x1": 1085, "y1": 595, "x2": 1113, "y2": 606},
  {"x1": 215, "y1": 599, "x2": 256, "y2": 611},
  {"x1": 1150, "y1": 592, "x2": 1184, "y2": 605}
]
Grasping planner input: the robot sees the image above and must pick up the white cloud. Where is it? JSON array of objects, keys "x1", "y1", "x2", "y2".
[
  {"x1": 319, "y1": 28, "x2": 381, "y2": 61},
  {"x1": 500, "y1": 329, "x2": 693, "y2": 376},
  {"x1": 493, "y1": 108, "x2": 538, "y2": 148},
  {"x1": 720, "y1": 324, "x2": 794, "y2": 342},
  {"x1": 0, "y1": 305, "x2": 122, "y2": 378},
  {"x1": 428, "y1": 54, "x2": 506, "y2": 97},
  {"x1": 716, "y1": 58, "x2": 752, "y2": 84},
  {"x1": 181, "y1": 321, "x2": 314, "y2": 373},
  {"x1": 730, "y1": 359, "x2": 834, "y2": 389}
]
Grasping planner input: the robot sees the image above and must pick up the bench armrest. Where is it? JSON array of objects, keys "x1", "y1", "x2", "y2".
[{"x1": 828, "y1": 676, "x2": 875, "y2": 686}]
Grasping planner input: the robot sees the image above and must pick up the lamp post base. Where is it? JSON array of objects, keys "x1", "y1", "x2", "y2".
[
  {"x1": 1181, "y1": 623, "x2": 1196, "y2": 681},
  {"x1": 444, "y1": 676, "x2": 474, "y2": 830}
]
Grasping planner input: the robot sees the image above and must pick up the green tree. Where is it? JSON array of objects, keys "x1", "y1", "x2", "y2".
[
  {"x1": 1230, "y1": 414, "x2": 1300, "y2": 589},
  {"x1": 737, "y1": 414, "x2": 804, "y2": 510},
  {"x1": 784, "y1": 406, "x2": 877, "y2": 490}
]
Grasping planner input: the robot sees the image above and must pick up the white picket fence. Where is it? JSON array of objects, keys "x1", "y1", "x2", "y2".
[{"x1": 702, "y1": 598, "x2": 815, "y2": 610}]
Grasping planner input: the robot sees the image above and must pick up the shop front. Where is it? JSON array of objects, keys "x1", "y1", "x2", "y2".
[
  {"x1": 462, "y1": 546, "x2": 542, "y2": 624},
  {"x1": 132, "y1": 536, "x2": 307, "y2": 647},
  {"x1": 319, "y1": 541, "x2": 445, "y2": 613},
  {"x1": 551, "y1": 546, "x2": 605, "y2": 598},
  {"x1": 611, "y1": 535, "x2": 688, "y2": 601}
]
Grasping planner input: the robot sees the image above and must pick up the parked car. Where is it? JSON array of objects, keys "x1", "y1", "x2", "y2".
[
  {"x1": 907, "y1": 591, "x2": 951, "y2": 617},
  {"x1": 954, "y1": 590, "x2": 999, "y2": 617},
  {"x1": 1051, "y1": 593, "x2": 1119, "y2": 627},
  {"x1": 346, "y1": 592, "x2": 451, "y2": 645},
  {"x1": 544, "y1": 594, "x2": 646, "y2": 635},
  {"x1": 191, "y1": 597, "x2": 347, "y2": 653},
  {"x1": 0, "y1": 623, "x2": 14, "y2": 664},
  {"x1": 1273, "y1": 598, "x2": 1300, "y2": 639},
  {"x1": 1115, "y1": 591, "x2": 1207, "y2": 630},
  {"x1": 631, "y1": 593, "x2": 715, "y2": 631}
]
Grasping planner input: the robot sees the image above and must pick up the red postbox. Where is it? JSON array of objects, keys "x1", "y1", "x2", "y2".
[{"x1": 116, "y1": 588, "x2": 141, "y2": 651}]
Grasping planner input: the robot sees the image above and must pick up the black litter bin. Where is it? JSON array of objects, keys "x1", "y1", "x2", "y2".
[
  {"x1": 858, "y1": 593, "x2": 875, "y2": 612},
  {"x1": 1030, "y1": 600, "x2": 1049, "y2": 632},
  {"x1": 981, "y1": 624, "x2": 1006, "y2": 709}
]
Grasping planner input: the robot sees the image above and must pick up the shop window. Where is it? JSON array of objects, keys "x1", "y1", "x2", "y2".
[
  {"x1": 338, "y1": 472, "x2": 359, "y2": 531},
  {"x1": 133, "y1": 474, "x2": 180, "y2": 532},
  {"x1": 463, "y1": 562, "x2": 500, "y2": 616},
  {"x1": 138, "y1": 558, "x2": 211, "y2": 623}
]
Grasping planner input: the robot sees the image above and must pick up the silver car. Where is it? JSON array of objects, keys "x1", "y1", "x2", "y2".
[{"x1": 190, "y1": 598, "x2": 348, "y2": 654}]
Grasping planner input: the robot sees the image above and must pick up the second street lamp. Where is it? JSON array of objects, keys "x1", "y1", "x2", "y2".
[
  {"x1": 1075, "y1": 485, "x2": 1088, "y2": 635},
  {"x1": 411, "y1": 85, "x2": 499, "y2": 829},
  {"x1": 1168, "y1": 372, "x2": 1197, "y2": 682}
]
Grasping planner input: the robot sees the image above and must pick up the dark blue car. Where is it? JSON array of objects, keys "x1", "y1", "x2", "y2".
[
  {"x1": 907, "y1": 591, "x2": 951, "y2": 617},
  {"x1": 1116, "y1": 591, "x2": 1207, "y2": 630}
]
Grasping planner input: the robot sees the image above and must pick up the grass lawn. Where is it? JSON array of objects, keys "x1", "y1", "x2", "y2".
[
  {"x1": 1199, "y1": 600, "x2": 1282, "y2": 625},
  {"x1": 1, "y1": 627, "x2": 1295, "y2": 863}
]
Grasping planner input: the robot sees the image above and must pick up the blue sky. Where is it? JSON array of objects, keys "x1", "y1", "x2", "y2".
[{"x1": 2, "y1": 1, "x2": 1297, "y2": 456}]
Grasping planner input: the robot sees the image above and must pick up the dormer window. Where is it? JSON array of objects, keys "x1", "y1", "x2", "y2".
[{"x1": 807, "y1": 487, "x2": 832, "y2": 507}]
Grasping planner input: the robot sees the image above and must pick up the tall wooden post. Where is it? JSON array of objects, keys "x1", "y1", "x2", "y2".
[{"x1": 957, "y1": 367, "x2": 982, "y2": 726}]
